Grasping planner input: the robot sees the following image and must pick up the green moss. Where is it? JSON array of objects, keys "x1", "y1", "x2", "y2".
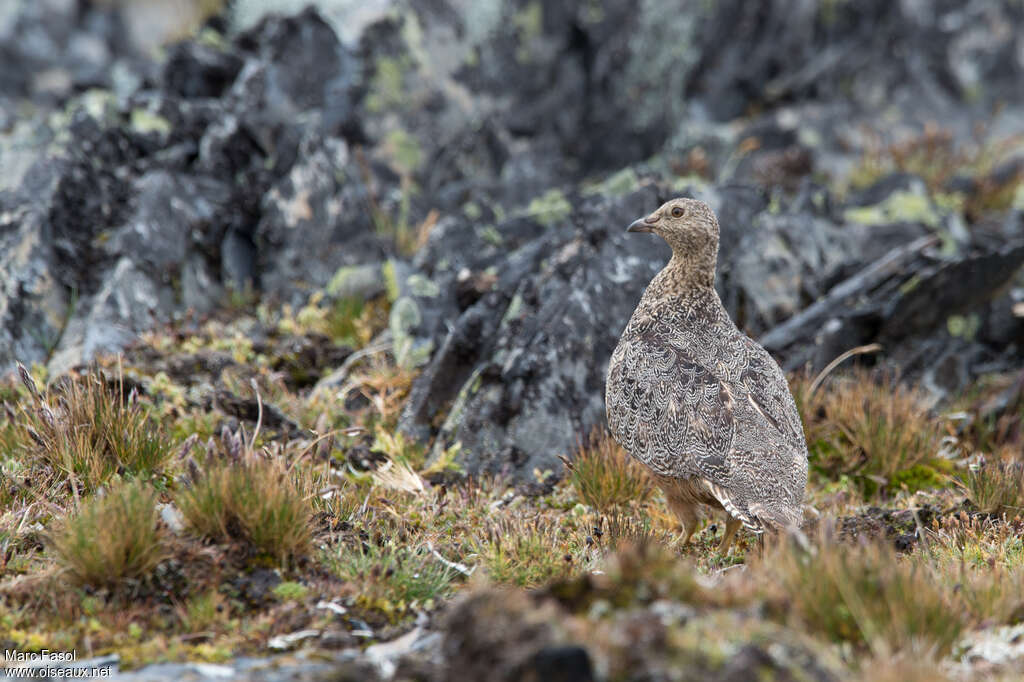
[
  {"x1": 390, "y1": 297, "x2": 432, "y2": 368},
  {"x1": 512, "y1": 1, "x2": 544, "y2": 62},
  {"x1": 328, "y1": 540, "x2": 460, "y2": 622},
  {"x1": 477, "y1": 224, "x2": 503, "y2": 246},
  {"x1": 79, "y1": 89, "x2": 117, "y2": 123},
  {"x1": 889, "y1": 463, "x2": 947, "y2": 494},
  {"x1": 501, "y1": 294, "x2": 524, "y2": 325},
  {"x1": 327, "y1": 265, "x2": 376, "y2": 298},
  {"x1": 898, "y1": 274, "x2": 922, "y2": 295},
  {"x1": 272, "y1": 581, "x2": 310, "y2": 601},
  {"x1": 1014, "y1": 183, "x2": 1024, "y2": 211}
]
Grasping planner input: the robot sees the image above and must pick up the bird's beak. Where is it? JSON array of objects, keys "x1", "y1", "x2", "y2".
[{"x1": 626, "y1": 217, "x2": 656, "y2": 233}]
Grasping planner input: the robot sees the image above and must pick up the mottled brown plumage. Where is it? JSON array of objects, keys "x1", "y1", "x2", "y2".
[{"x1": 605, "y1": 198, "x2": 808, "y2": 551}]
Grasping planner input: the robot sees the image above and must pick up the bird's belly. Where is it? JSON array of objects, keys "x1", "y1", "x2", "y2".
[{"x1": 654, "y1": 474, "x2": 721, "y2": 508}]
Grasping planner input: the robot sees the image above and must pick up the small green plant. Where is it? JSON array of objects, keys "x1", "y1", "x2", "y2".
[
  {"x1": 329, "y1": 539, "x2": 459, "y2": 619},
  {"x1": 8, "y1": 365, "x2": 172, "y2": 491},
  {"x1": 562, "y1": 429, "x2": 654, "y2": 511},
  {"x1": 178, "y1": 590, "x2": 227, "y2": 632},
  {"x1": 176, "y1": 447, "x2": 312, "y2": 566},
  {"x1": 50, "y1": 481, "x2": 166, "y2": 587},
  {"x1": 964, "y1": 458, "x2": 1024, "y2": 516},
  {"x1": 272, "y1": 581, "x2": 309, "y2": 601}
]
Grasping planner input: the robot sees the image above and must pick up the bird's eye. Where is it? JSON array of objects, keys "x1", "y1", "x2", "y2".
[{"x1": 671, "y1": 206, "x2": 685, "y2": 218}]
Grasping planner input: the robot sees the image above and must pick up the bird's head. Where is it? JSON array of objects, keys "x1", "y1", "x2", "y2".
[{"x1": 626, "y1": 197, "x2": 719, "y2": 257}]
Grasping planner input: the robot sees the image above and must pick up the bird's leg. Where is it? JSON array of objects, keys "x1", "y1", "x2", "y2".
[
  {"x1": 718, "y1": 516, "x2": 742, "y2": 554},
  {"x1": 666, "y1": 497, "x2": 699, "y2": 547}
]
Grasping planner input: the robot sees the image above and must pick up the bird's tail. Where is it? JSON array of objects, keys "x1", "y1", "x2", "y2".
[{"x1": 703, "y1": 480, "x2": 763, "y2": 533}]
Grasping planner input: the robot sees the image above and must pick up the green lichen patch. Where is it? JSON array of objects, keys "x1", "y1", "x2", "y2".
[
  {"x1": 844, "y1": 190, "x2": 942, "y2": 228},
  {"x1": 525, "y1": 188, "x2": 572, "y2": 227}
]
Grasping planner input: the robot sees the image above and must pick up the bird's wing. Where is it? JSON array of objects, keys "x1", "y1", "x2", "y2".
[
  {"x1": 606, "y1": 332, "x2": 736, "y2": 488},
  {"x1": 735, "y1": 335, "x2": 807, "y2": 454}
]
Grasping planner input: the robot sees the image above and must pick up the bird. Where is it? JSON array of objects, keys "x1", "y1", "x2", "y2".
[{"x1": 605, "y1": 197, "x2": 808, "y2": 553}]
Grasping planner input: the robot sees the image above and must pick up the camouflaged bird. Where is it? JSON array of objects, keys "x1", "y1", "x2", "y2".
[{"x1": 605, "y1": 198, "x2": 808, "y2": 552}]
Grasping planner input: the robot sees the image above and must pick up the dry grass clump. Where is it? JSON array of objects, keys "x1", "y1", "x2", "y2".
[
  {"x1": 964, "y1": 456, "x2": 1024, "y2": 516},
  {"x1": 765, "y1": 530, "x2": 963, "y2": 657},
  {"x1": 6, "y1": 365, "x2": 172, "y2": 491},
  {"x1": 50, "y1": 480, "x2": 166, "y2": 587},
  {"x1": 176, "y1": 431, "x2": 313, "y2": 565},
  {"x1": 562, "y1": 429, "x2": 654, "y2": 511},
  {"x1": 476, "y1": 517, "x2": 575, "y2": 588},
  {"x1": 795, "y1": 370, "x2": 942, "y2": 496}
]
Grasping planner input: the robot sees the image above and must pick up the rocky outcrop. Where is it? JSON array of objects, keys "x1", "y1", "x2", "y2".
[{"x1": 2, "y1": 0, "x2": 1023, "y2": 477}]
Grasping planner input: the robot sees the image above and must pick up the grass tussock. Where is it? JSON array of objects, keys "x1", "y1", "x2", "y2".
[
  {"x1": 765, "y1": 530, "x2": 963, "y2": 658},
  {"x1": 6, "y1": 365, "x2": 172, "y2": 491},
  {"x1": 476, "y1": 517, "x2": 575, "y2": 588},
  {"x1": 49, "y1": 480, "x2": 165, "y2": 587},
  {"x1": 964, "y1": 456, "x2": 1024, "y2": 516},
  {"x1": 794, "y1": 370, "x2": 943, "y2": 496},
  {"x1": 176, "y1": 433, "x2": 313, "y2": 565},
  {"x1": 562, "y1": 429, "x2": 654, "y2": 511}
]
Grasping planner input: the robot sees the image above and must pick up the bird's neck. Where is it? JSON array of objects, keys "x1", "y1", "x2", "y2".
[{"x1": 645, "y1": 251, "x2": 717, "y2": 299}]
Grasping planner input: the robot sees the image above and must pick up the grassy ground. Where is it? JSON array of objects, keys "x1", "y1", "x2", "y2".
[
  {"x1": 1, "y1": 289, "x2": 1022, "y2": 680},
  {"x1": 1, "y1": 123, "x2": 1023, "y2": 677}
]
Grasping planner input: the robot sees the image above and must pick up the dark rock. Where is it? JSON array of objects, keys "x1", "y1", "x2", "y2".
[
  {"x1": 255, "y1": 134, "x2": 388, "y2": 300},
  {"x1": 518, "y1": 645, "x2": 594, "y2": 682},
  {"x1": 3, "y1": 0, "x2": 1024, "y2": 486},
  {"x1": 104, "y1": 170, "x2": 232, "y2": 273},
  {"x1": 441, "y1": 588, "x2": 568, "y2": 682},
  {"x1": 161, "y1": 41, "x2": 243, "y2": 99},
  {"x1": 213, "y1": 390, "x2": 302, "y2": 436},
  {"x1": 48, "y1": 256, "x2": 175, "y2": 376},
  {"x1": 233, "y1": 7, "x2": 361, "y2": 136},
  {"x1": 715, "y1": 645, "x2": 778, "y2": 682},
  {"x1": 403, "y1": 186, "x2": 666, "y2": 476},
  {"x1": 233, "y1": 568, "x2": 282, "y2": 608}
]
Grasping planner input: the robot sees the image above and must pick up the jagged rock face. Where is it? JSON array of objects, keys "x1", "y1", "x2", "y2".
[
  {"x1": 2, "y1": 1, "x2": 1024, "y2": 478},
  {"x1": 401, "y1": 186, "x2": 669, "y2": 476}
]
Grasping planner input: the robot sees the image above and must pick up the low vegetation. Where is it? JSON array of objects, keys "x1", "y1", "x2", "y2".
[
  {"x1": 49, "y1": 480, "x2": 165, "y2": 587},
  {"x1": 847, "y1": 125, "x2": 1024, "y2": 222},
  {"x1": 766, "y1": 529, "x2": 964, "y2": 656},
  {"x1": 4, "y1": 365, "x2": 173, "y2": 493},
  {"x1": 1, "y1": 304, "x2": 1023, "y2": 679},
  {"x1": 562, "y1": 428, "x2": 654, "y2": 512},
  {"x1": 176, "y1": 439, "x2": 313, "y2": 566},
  {"x1": 964, "y1": 456, "x2": 1024, "y2": 516},
  {"x1": 796, "y1": 369, "x2": 946, "y2": 496}
]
